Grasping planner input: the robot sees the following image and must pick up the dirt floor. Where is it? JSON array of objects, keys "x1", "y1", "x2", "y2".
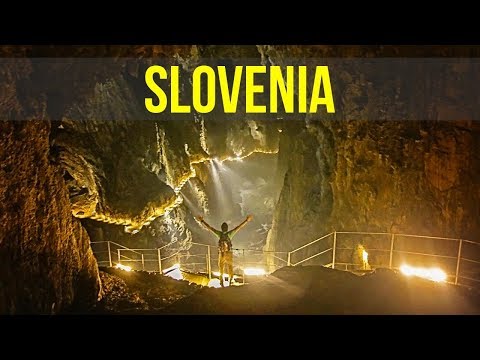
[
  {"x1": 90, "y1": 267, "x2": 202, "y2": 314},
  {"x1": 92, "y1": 266, "x2": 480, "y2": 315}
]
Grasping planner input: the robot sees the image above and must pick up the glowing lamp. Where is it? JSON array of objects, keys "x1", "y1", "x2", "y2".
[
  {"x1": 115, "y1": 263, "x2": 132, "y2": 272},
  {"x1": 243, "y1": 268, "x2": 266, "y2": 276},
  {"x1": 400, "y1": 264, "x2": 447, "y2": 282},
  {"x1": 362, "y1": 250, "x2": 368, "y2": 263}
]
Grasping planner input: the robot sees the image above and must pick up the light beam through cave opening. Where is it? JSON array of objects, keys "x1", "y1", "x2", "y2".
[{"x1": 196, "y1": 153, "x2": 284, "y2": 250}]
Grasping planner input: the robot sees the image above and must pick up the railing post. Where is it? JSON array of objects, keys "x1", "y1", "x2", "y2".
[
  {"x1": 243, "y1": 249, "x2": 246, "y2": 284},
  {"x1": 207, "y1": 245, "x2": 211, "y2": 279},
  {"x1": 205, "y1": 254, "x2": 209, "y2": 276},
  {"x1": 117, "y1": 249, "x2": 121, "y2": 264},
  {"x1": 455, "y1": 239, "x2": 463, "y2": 285},
  {"x1": 389, "y1": 233, "x2": 395, "y2": 269},
  {"x1": 157, "y1": 248, "x2": 162, "y2": 273},
  {"x1": 332, "y1": 231, "x2": 337, "y2": 269},
  {"x1": 141, "y1": 254, "x2": 145, "y2": 271},
  {"x1": 107, "y1": 241, "x2": 112, "y2": 267},
  {"x1": 287, "y1": 252, "x2": 291, "y2": 266}
]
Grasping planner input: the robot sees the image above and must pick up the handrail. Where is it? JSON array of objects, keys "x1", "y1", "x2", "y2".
[
  {"x1": 90, "y1": 230, "x2": 480, "y2": 288},
  {"x1": 336, "y1": 247, "x2": 391, "y2": 252},
  {"x1": 271, "y1": 254, "x2": 288, "y2": 263},
  {"x1": 190, "y1": 242, "x2": 211, "y2": 248},
  {"x1": 160, "y1": 251, "x2": 181, "y2": 261},
  {"x1": 459, "y1": 257, "x2": 480, "y2": 265},
  {"x1": 335, "y1": 231, "x2": 390, "y2": 236},
  {"x1": 393, "y1": 249, "x2": 457, "y2": 259},
  {"x1": 334, "y1": 231, "x2": 477, "y2": 243},
  {"x1": 290, "y1": 232, "x2": 333, "y2": 254},
  {"x1": 178, "y1": 254, "x2": 205, "y2": 258},
  {"x1": 90, "y1": 241, "x2": 133, "y2": 250},
  {"x1": 118, "y1": 248, "x2": 144, "y2": 256},
  {"x1": 461, "y1": 239, "x2": 480, "y2": 245},
  {"x1": 394, "y1": 233, "x2": 465, "y2": 242},
  {"x1": 232, "y1": 248, "x2": 289, "y2": 254},
  {"x1": 117, "y1": 249, "x2": 149, "y2": 255},
  {"x1": 458, "y1": 275, "x2": 480, "y2": 283},
  {"x1": 292, "y1": 247, "x2": 332, "y2": 266},
  {"x1": 116, "y1": 253, "x2": 134, "y2": 260}
]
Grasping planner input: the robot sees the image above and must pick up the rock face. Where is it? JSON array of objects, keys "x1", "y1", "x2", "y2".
[
  {"x1": 0, "y1": 121, "x2": 101, "y2": 313},
  {"x1": 0, "y1": 54, "x2": 100, "y2": 314},
  {"x1": 262, "y1": 46, "x2": 480, "y2": 256},
  {"x1": 266, "y1": 119, "x2": 480, "y2": 254}
]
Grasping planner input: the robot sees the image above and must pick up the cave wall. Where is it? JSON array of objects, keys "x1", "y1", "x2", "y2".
[
  {"x1": 51, "y1": 47, "x2": 280, "y2": 249},
  {"x1": 264, "y1": 46, "x2": 480, "y2": 254},
  {"x1": 0, "y1": 119, "x2": 100, "y2": 313},
  {"x1": 267, "y1": 119, "x2": 480, "y2": 254},
  {"x1": 0, "y1": 51, "x2": 103, "y2": 314}
]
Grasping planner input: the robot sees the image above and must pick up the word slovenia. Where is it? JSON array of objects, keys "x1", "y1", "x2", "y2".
[{"x1": 145, "y1": 65, "x2": 335, "y2": 114}]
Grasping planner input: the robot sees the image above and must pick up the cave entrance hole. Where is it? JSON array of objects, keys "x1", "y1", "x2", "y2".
[{"x1": 186, "y1": 152, "x2": 284, "y2": 251}]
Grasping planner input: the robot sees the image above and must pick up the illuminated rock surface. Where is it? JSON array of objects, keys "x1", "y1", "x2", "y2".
[{"x1": 0, "y1": 120, "x2": 100, "y2": 313}]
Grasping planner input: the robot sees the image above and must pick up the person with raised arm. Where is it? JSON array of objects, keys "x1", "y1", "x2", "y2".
[{"x1": 196, "y1": 215, "x2": 253, "y2": 287}]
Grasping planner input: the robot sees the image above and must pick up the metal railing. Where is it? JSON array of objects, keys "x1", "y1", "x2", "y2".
[
  {"x1": 90, "y1": 230, "x2": 480, "y2": 288},
  {"x1": 284, "y1": 231, "x2": 480, "y2": 288},
  {"x1": 90, "y1": 240, "x2": 288, "y2": 282}
]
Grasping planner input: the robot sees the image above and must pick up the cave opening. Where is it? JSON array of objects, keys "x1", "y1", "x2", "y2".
[
  {"x1": 80, "y1": 147, "x2": 286, "y2": 258},
  {"x1": 186, "y1": 152, "x2": 284, "y2": 250}
]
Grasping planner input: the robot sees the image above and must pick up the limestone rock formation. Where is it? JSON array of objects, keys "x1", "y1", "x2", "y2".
[
  {"x1": 0, "y1": 120, "x2": 101, "y2": 313},
  {"x1": 0, "y1": 53, "x2": 101, "y2": 314}
]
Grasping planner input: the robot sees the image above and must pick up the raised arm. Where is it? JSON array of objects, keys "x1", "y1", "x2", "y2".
[
  {"x1": 229, "y1": 215, "x2": 253, "y2": 236},
  {"x1": 195, "y1": 216, "x2": 221, "y2": 235}
]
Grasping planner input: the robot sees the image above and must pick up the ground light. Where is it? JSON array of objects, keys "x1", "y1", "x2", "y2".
[
  {"x1": 244, "y1": 267, "x2": 266, "y2": 275},
  {"x1": 207, "y1": 268, "x2": 267, "y2": 288},
  {"x1": 207, "y1": 279, "x2": 225, "y2": 288},
  {"x1": 362, "y1": 249, "x2": 371, "y2": 270},
  {"x1": 115, "y1": 263, "x2": 132, "y2": 272},
  {"x1": 208, "y1": 271, "x2": 243, "y2": 288},
  {"x1": 400, "y1": 264, "x2": 447, "y2": 282},
  {"x1": 163, "y1": 263, "x2": 183, "y2": 280}
]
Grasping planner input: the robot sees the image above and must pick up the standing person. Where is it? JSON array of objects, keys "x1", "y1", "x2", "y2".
[{"x1": 196, "y1": 215, "x2": 253, "y2": 287}]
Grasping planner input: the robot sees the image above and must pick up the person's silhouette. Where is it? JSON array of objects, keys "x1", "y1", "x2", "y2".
[{"x1": 196, "y1": 215, "x2": 253, "y2": 287}]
